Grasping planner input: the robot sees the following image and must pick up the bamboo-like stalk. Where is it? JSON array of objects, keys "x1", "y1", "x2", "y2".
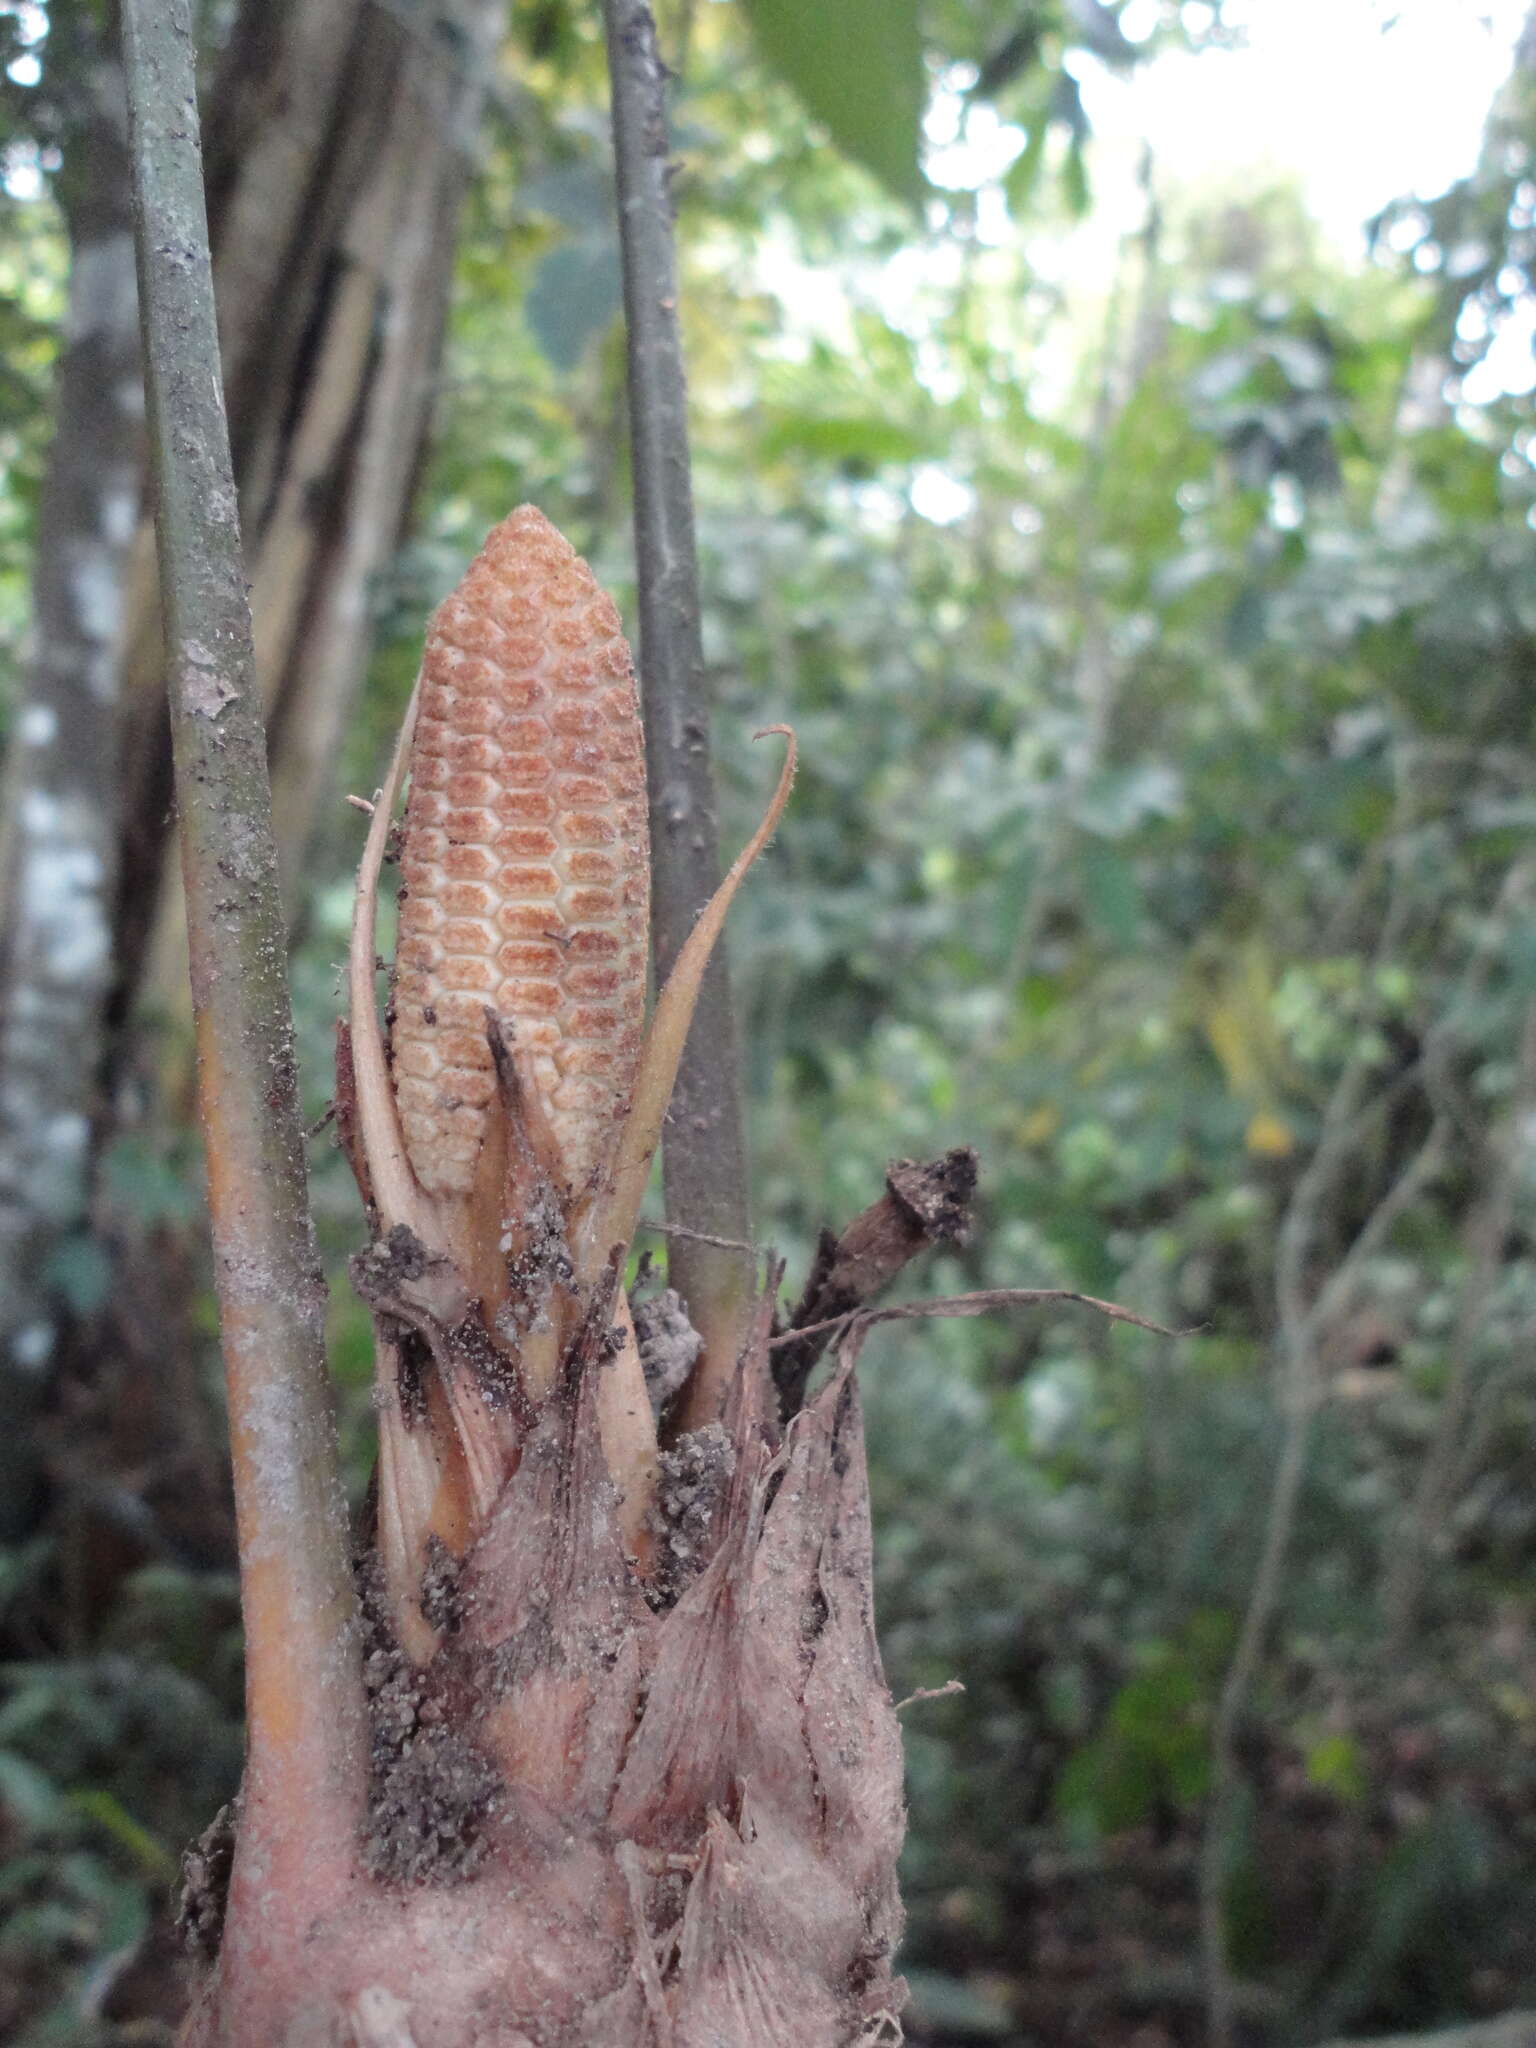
[
  {"x1": 602, "y1": 0, "x2": 757, "y2": 1419},
  {"x1": 121, "y1": 0, "x2": 365, "y2": 1902}
]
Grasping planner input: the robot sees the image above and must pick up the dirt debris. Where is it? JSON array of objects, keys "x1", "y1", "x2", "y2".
[
  {"x1": 648, "y1": 1422, "x2": 736, "y2": 1607},
  {"x1": 352, "y1": 1222, "x2": 531, "y2": 1424},
  {"x1": 419, "y1": 1533, "x2": 464, "y2": 1638},
  {"x1": 177, "y1": 1794, "x2": 240, "y2": 1961},
  {"x1": 630, "y1": 1285, "x2": 703, "y2": 1418},
  {"x1": 496, "y1": 1182, "x2": 574, "y2": 1341},
  {"x1": 351, "y1": 1225, "x2": 470, "y2": 1330},
  {"x1": 359, "y1": 1575, "x2": 498, "y2": 1886}
]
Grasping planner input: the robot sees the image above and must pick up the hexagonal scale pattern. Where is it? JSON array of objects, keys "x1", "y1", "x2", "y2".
[{"x1": 392, "y1": 507, "x2": 649, "y2": 1200}]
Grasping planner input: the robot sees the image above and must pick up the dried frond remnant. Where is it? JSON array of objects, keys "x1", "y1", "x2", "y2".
[{"x1": 392, "y1": 507, "x2": 649, "y2": 1200}]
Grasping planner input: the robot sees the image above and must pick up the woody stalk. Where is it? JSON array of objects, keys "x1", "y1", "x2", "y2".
[{"x1": 124, "y1": 0, "x2": 985, "y2": 2032}]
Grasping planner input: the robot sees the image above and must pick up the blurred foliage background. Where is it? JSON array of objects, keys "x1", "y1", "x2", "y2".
[{"x1": 2, "y1": 1, "x2": 1536, "y2": 2043}]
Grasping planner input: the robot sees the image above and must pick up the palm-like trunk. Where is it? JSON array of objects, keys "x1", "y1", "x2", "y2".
[
  {"x1": 178, "y1": 514, "x2": 917, "y2": 2046},
  {"x1": 186, "y1": 1321, "x2": 907, "y2": 2047}
]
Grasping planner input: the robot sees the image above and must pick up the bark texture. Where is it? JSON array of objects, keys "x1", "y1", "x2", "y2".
[
  {"x1": 603, "y1": 0, "x2": 757, "y2": 1411},
  {"x1": 123, "y1": 0, "x2": 367, "y2": 1919},
  {"x1": 182, "y1": 1315, "x2": 907, "y2": 2047},
  {"x1": 0, "y1": 43, "x2": 141, "y2": 1538}
]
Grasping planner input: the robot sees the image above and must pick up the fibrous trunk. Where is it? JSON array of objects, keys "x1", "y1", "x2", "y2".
[{"x1": 181, "y1": 512, "x2": 912, "y2": 2047}]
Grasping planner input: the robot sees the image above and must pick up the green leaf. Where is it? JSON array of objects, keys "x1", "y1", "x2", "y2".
[
  {"x1": 520, "y1": 162, "x2": 614, "y2": 235},
  {"x1": 525, "y1": 240, "x2": 623, "y2": 366},
  {"x1": 1080, "y1": 845, "x2": 1143, "y2": 944},
  {"x1": 1004, "y1": 105, "x2": 1048, "y2": 211},
  {"x1": 991, "y1": 851, "x2": 1041, "y2": 959},
  {"x1": 41, "y1": 1232, "x2": 112, "y2": 1315},
  {"x1": 1305, "y1": 1732, "x2": 1368, "y2": 1804},
  {"x1": 67, "y1": 1789, "x2": 179, "y2": 1882},
  {"x1": 739, "y1": 0, "x2": 926, "y2": 208},
  {"x1": 1225, "y1": 582, "x2": 1268, "y2": 654},
  {"x1": 755, "y1": 410, "x2": 933, "y2": 467},
  {"x1": 0, "y1": 1747, "x2": 63, "y2": 1829},
  {"x1": 1062, "y1": 134, "x2": 1090, "y2": 218},
  {"x1": 1071, "y1": 762, "x2": 1183, "y2": 839},
  {"x1": 1056, "y1": 1731, "x2": 1160, "y2": 1835}
]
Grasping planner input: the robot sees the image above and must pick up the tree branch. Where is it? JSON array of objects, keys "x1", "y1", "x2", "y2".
[
  {"x1": 121, "y1": 0, "x2": 365, "y2": 1891},
  {"x1": 602, "y1": 0, "x2": 756, "y2": 1418},
  {"x1": 772, "y1": 1149, "x2": 979, "y2": 1416},
  {"x1": 770, "y1": 1284, "x2": 1183, "y2": 1351}
]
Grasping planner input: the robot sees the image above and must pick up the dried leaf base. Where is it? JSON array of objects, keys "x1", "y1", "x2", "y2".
[{"x1": 180, "y1": 1307, "x2": 906, "y2": 2048}]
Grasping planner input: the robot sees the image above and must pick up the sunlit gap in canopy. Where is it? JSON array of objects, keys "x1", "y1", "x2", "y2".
[
  {"x1": 887, "y1": 2, "x2": 1536, "y2": 531},
  {"x1": 1083, "y1": 0, "x2": 1528, "y2": 241},
  {"x1": 2, "y1": 2, "x2": 50, "y2": 197},
  {"x1": 1089, "y1": 0, "x2": 1534, "y2": 409}
]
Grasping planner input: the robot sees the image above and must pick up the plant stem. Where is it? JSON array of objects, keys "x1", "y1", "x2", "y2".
[
  {"x1": 602, "y1": 0, "x2": 756, "y2": 1415},
  {"x1": 121, "y1": 0, "x2": 365, "y2": 1884}
]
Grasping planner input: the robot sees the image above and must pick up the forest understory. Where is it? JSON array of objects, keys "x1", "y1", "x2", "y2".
[{"x1": 3, "y1": 2, "x2": 1536, "y2": 2045}]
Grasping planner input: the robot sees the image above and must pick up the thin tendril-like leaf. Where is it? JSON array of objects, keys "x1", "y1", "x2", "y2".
[
  {"x1": 578, "y1": 727, "x2": 796, "y2": 1284},
  {"x1": 770, "y1": 1288, "x2": 1190, "y2": 1350},
  {"x1": 347, "y1": 678, "x2": 438, "y2": 1242}
]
